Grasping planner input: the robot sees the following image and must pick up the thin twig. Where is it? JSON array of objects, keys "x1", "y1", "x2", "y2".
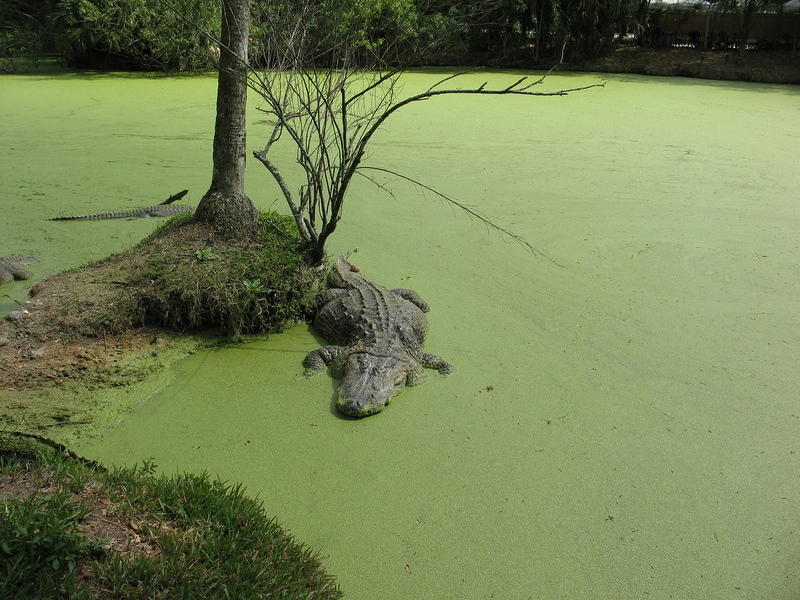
[
  {"x1": 355, "y1": 170, "x2": 397, "y2": 200},
  {"x1": 425, "y1": 68, "x2": 481, "y2": 93},
  {"x1": 358, "y1": 166, "x2": 565, "y2": 268}
]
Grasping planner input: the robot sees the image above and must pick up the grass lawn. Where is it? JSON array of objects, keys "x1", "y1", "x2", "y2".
[{"x1": 0, "y1": 431, "x2": 341, "y2": 599}]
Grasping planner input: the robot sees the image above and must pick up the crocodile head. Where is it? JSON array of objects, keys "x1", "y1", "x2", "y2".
[{"x1": 335, "y1": 351, "x2": 417, "y2": 418}]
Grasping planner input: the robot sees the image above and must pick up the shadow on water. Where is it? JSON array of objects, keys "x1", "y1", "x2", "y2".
[
  {"x1": 602, "y1": 71, "x2": 800, "y2": 95},
  {"x1": 8, "y1": 63, "x2": 796, "y2": 96},
  {"x1": 327, "y1": 378, "x2": 351, "y2": 420},
  {"x1": 207, "y1": 343, "x2": 309, "y2": 355},
  {"x1": 212, "y1": 324, "x2": 327, "y2": 355},
  {"x1": 406, "y1": 65, "x2": 800, "y2": 95},
  {"x1": 3, "y1": 63, "x2": 215, "y2": 81}
]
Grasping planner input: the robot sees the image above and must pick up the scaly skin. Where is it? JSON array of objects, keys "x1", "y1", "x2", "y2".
[
  {"x1": 0, "y1": 254, "x2": 36, "y2": 284},
  {"x1": 48, "y1": 204, "x2": 193, "y2": 221},
  {"x1": 304, "y1": 254, "x2": 452, "y2": 417}
]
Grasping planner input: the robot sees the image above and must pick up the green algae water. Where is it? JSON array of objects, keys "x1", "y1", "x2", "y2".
[{"x1": 2, "y1": 70, "x2": 800, "y2": 598}]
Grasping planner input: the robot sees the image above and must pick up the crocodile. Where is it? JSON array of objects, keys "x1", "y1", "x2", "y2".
[
  {"x1": 304, "y1": 254, "x2": 452, "y2": 418},
  {"x1": 0, "y1": 254, "x2": 36, "y2": 284},
  {"x1": 48, "y1": 204, "x2": 193, "y2": 221},
  {"x1": 48, "y1": 189, "x2": 192, "y2": 221}
]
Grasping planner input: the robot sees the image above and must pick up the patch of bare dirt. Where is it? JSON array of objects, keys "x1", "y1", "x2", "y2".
[
  {"x1": 0, "y1": 221, "x2": 216, "y2": 391},
  {"x1": 0, "y1": 309, "x2": 170, "y2": 393},
  {"x1": 76, "y1": 481, "x2": 172, "y2": 558},
  {"x1": 0, "y1": 470, "x2": 44, "y2": 501},
  {"x1": 0, "y1": 471, "x2": 169, "y2": 559},
  {"x1": 0, "y1": 257, "x2": 150, "y2": 391},
  {"x1": 0, "y1": 323, "x2": 159, "y2": 392}
]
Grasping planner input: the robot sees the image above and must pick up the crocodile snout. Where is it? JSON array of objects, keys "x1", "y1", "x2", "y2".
[{"x1": 336, "y1": 353, "x2": 409, "y2": 418}]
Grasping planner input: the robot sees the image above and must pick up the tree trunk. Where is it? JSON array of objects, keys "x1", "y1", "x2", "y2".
[{"x1": 194, "y1": 0, "x2": 258, "y2": 239}]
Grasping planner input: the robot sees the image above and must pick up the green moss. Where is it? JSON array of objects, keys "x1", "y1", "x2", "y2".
[{"x1": 0, "y1": 333, "x2": 208, "y2": 442}]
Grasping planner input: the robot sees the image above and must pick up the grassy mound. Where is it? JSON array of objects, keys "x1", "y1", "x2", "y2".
[
  {"x1": 0, "y1": 432, "x2": 342, "y2": 599},
  {"x1": 127, "y1": 213, "x2": 321, "y2": 336},
  {"x1": 0, "y1": 212, "x2": 324, "y2": 392},
  {"x1": 35, "y1": 212, "x2": 322, "y2": 338}
]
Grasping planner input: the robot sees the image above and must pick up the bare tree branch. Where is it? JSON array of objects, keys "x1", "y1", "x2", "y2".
[
  {"x1": 252, "y1": 148, "x2": 311, "y2": 240},
  {"x1": 357, "y1": 166, "x2": 565, "y2": 267},
  {"x1": 354, "y1": 169, "x2": 398, "y2": 201},
  {"x1": 238, "y1": 1, "x2": 602, "y2": 262}
]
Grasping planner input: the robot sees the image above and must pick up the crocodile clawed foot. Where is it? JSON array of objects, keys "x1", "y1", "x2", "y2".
[
  {"x1": 406, "y1": 366, "x2": 427, "y2": 387},
  {"x1": 303, "y1": 345, "x2": 343, "y2": 377},
  {"x1": 420, "y1": 353, "x2": 453, "y2": 375}
]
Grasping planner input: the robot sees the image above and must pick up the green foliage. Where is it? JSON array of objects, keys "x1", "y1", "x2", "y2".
[
  {"x1": 54, "y1": 0, "x2": 220, "y2": 70},
  {"x1": 325, "y1": 0, "x2": 421, "y2": 52},
  {"x1": 251, "y1": 0, "x2": 467, "y2": 66},
  {"x1": 0, "y1": 0, "x2": 658, "y2": 68},
  {"x1": 0, "y1": 0, "x2": 62, "y2": 71},
  {"x1": 194, "y1": 247, "x2": 218, "y2": 262},
  {"x1": 242, "y1": 278, "x2": 267, "y2": 294},
  {"x1": 3, "y1": 0, "x2": 796, "y2": 69},
  {"x1": 553, "y1": 0, "x2": 641, "y2": 60},
  {"x1": 0, "y1": 492, "x2": 101, "y2": 599},
  {"x1": 0, "y1": 25, "x2": 39, "y2": 58}
]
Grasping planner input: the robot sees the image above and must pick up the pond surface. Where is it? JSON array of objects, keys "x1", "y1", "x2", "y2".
[{"x1": 2, "y1": 70, "x2": 799, "y2": 598}]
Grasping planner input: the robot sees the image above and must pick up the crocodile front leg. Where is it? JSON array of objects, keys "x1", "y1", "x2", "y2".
[
  {"x1": 420, "y1": 353, "x2": 453, "y2": 375},
  {"x1": 391, "y1": 289, "x2": 430, "y2": 312},
  {"x1": 303, "y1": 345, "x2": 344, "y2": 375}
]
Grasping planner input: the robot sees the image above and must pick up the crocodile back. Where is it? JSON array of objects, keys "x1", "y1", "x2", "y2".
[{"x1": 315, "y1": 255, "x2": 427, "y2": 349}]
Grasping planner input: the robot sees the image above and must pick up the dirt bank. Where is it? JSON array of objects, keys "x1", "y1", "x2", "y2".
[{"x1": 563, "y1": 47, "x2": 800, "y2": 84}]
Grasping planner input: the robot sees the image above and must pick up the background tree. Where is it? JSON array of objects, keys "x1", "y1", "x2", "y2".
[
  {"x1": 551, "y1": 0, "x2": 642, "y2": 60},
  {"x1": 5, "y1": 0, "x2": 652, "y2": 70},
  {"x1": 192, "y1": 0, "x2": 259, "y2": 239},
  {"x1": 0, "y1": 0, "x2": 61, "y2": 59},
  {"x1": 54, "y1": 0, "x2": 219, "y2": 70}
]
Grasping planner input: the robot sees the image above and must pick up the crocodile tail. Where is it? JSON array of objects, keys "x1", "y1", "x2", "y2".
[
  {"x1": 334, "y1": 253, "x2": 352, "y2": 271},
  {"x1": 47, "y1": 215, "x2": 99, "y2": 221},
  {"x1": 148, "y1": 205, "x2": 193, "y2": 217},
  {"x1": 50, "y1": 209, "x2": 142, "y2": 221},
  {"x1": 50, "y1": 205, "x2": 193, "y2": 221},
  {"x1": 49, "y1": 212, "x2": 124, "y2": 221},
  {"x1": 159, "y1": 189, "x2": 189, "y2": 205},
  {"x1": 4, "y1": 254, "x2": 36, "y2": 264}
]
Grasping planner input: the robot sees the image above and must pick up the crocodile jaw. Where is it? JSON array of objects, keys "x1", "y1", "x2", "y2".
[{"x1": 336, "y1": 352, "x2": 412, "y2": 418}]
